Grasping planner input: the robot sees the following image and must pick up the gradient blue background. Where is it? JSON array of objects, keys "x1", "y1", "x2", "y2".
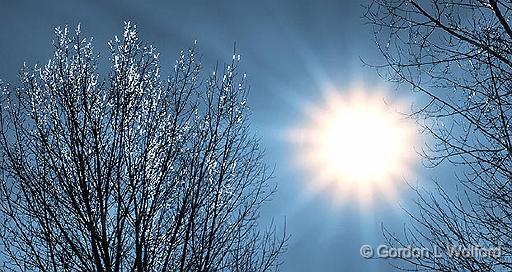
[{"x1": 0, "y1": 1, "x2": 455, "y2": 271}]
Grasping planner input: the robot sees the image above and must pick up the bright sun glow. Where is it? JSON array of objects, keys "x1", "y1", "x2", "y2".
[{"x1": 289, "y1": 85, "x2": 419, "y2": 208}]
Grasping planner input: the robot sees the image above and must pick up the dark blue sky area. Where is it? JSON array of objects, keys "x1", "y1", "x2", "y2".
[{"x1": 0, "y1": 1, "x2": 454, "y2": 271}]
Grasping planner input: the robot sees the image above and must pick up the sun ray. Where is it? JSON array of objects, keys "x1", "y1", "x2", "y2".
[{"x1": 288, "y1": 85, "x2": 419, "y2": 208}]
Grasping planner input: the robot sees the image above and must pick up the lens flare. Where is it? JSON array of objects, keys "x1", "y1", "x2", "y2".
[{"x1": 288, "y1": 85, "x2": 419, "y2": 208}]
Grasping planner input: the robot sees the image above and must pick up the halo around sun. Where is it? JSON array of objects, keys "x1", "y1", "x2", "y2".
[{"x1": 288, "y1": 85, "x2": 419, "y2": 208}]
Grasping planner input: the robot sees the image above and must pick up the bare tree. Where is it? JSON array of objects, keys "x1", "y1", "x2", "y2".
[
  {"x1": 365, "y1": 0, "x2": 512, "y2": 271},
  {"x1": 0, "y1": 23, "x2": 286, "y2": 272}
]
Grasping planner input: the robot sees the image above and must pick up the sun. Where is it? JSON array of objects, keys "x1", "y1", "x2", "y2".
[{"x1": 288, "y1": 85, "x2": 418, "y2": 207}]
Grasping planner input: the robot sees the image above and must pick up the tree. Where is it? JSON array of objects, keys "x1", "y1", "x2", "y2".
[
  {"x1": 365, "y1": 0, "x2": 512, "y2": 271},
  {"x1": 0, "y1": 23, "x2": 286, "y2": 272}
]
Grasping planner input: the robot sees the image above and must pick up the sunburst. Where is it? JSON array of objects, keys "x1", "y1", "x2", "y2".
[{"x1": 288, "y1": 85, "x2": 419, "y2": 207}]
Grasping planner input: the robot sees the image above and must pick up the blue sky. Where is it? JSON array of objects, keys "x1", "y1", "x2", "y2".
[{"x1": 0, "y1": 1, "x2": 456, "y2": 271}]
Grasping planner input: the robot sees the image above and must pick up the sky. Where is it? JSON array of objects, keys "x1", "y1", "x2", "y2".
[{"x1": 0, "y1": 1, "x2": 456, "y2": 271}]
